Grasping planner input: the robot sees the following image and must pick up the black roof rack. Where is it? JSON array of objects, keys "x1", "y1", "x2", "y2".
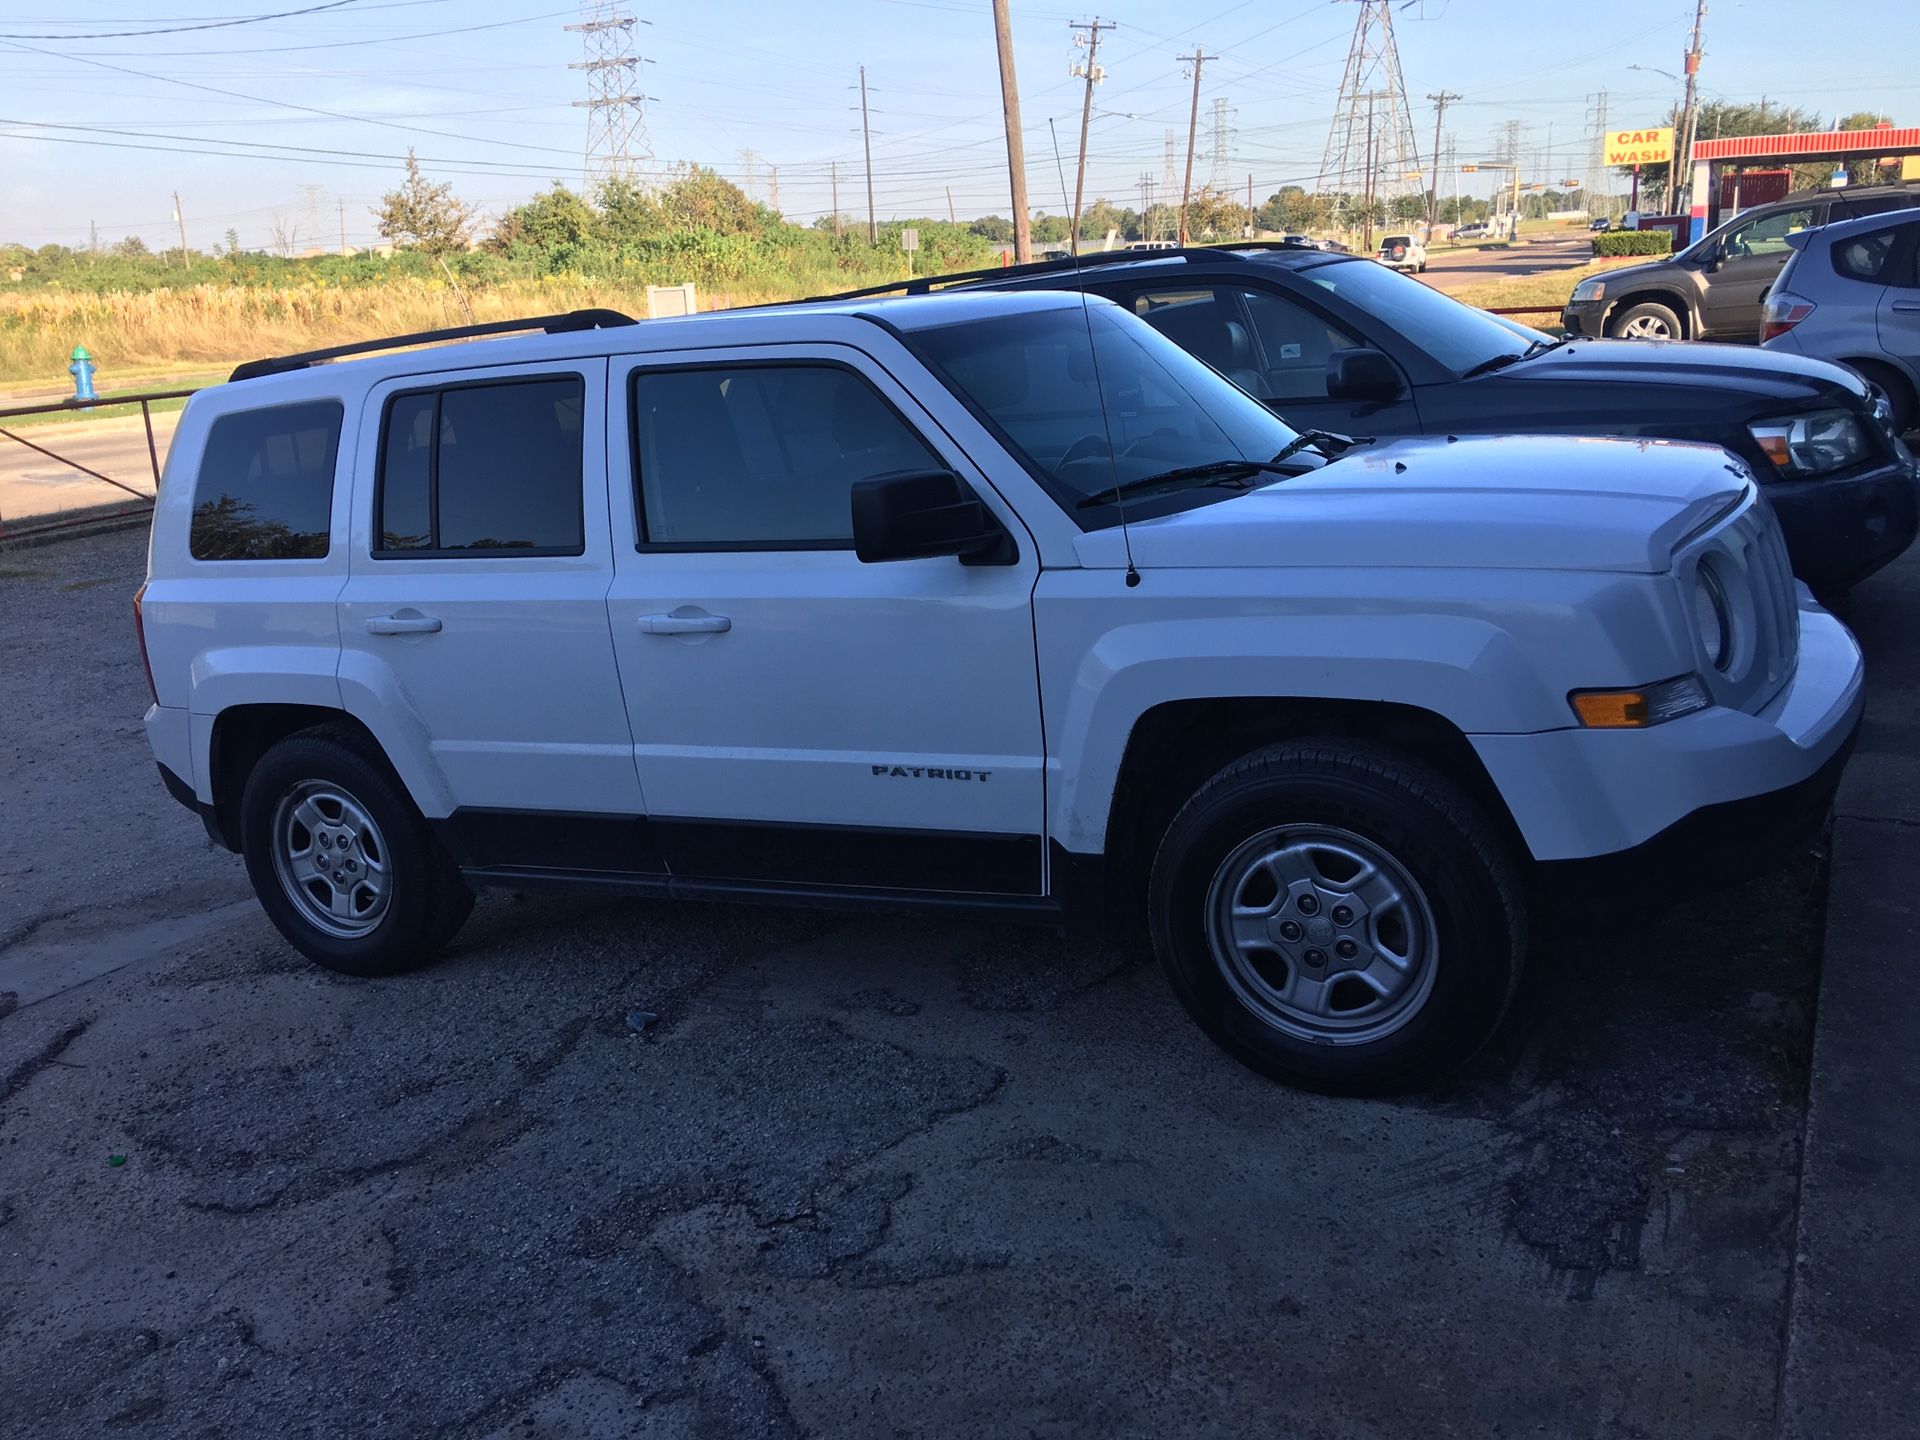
[
  {"x1": 795, "y1": 244, "x2": 1286, "y2": 306},
  {"x1": 228, "y1": 307, "x2": 638, "y2": 383}
]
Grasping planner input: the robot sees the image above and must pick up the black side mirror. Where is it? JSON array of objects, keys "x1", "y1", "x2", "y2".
[
  {"x1": 851, "y1": 469, "x2": 1014, "y2": 566},
  {"x1": 1325, "y1": 348, "x2": 1402, "y2": 403}
]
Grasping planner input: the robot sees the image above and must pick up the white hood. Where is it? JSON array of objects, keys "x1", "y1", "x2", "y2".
[{"x1": 1079, "y1": 434, "x2": 1753, "y2": 575}]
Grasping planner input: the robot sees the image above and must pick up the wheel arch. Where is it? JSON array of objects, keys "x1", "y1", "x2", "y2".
[
  {"x1": 204, "y1": 703, "x2": 386, "y2": 852},
  {"x1": 1098, "y1": 696, "x2": 1527, "y2": 923}
]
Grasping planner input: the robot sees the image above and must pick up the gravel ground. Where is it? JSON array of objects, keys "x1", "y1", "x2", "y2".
[{"x1": 0, "y1": 524, "x2": 1845, "y2": 1438}]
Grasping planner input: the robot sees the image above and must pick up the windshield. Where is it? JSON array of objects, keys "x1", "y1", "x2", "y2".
[
  {"x1": 1299, "y1": 257, "x2": 1542, "y2": 374},
  {"x1": 903, "y1": 300, "x2": 1301, "y2": 523}
]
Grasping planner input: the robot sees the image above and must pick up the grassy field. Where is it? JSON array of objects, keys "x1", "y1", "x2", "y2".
[
  {"x1": 1442, "y1": 256, "x2": 1644, "y2": 313},
  {"x1": 0, "y1": 275, "x2": 836, "y2": 387}
]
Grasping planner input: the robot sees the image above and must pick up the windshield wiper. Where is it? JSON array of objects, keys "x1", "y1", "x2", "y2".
[
  {"x1": 1461, "y1": 336, "x2": 1564, "y2": 380},
  {"x1": 1272, "y1": 428, "x2": 1372, "y2": 462},
  {"x1": 1075, "y1": 458, "x2": 1298, "y2": 510}
]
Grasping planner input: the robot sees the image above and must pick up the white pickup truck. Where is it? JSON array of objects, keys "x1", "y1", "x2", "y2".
[{"x1": 137, "y1": 291, "x2": 1863, "y2": 1092}]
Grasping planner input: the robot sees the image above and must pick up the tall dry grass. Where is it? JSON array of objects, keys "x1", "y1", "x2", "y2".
[{"x1": 0, "y1": 275, "x2": 807, "y2": 384}]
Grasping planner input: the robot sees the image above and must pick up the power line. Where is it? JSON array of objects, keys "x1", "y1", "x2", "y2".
[{"x1": 0, "y1": 0, "x2": 362, "y2": 41}]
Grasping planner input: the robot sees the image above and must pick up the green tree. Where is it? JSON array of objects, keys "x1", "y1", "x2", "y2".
[
  {"x1": 111, "y1": 235, "x2": 150, "y2": 259},
  {"x1": 374, "y1": 148, "x2": 474, "y2": 256},
  {"x1": 968, "y1": 215, "x2": 1013, "y2": 243},
  {"x1": 490, "y1": 184, "x2": 598, "y2": 255}
]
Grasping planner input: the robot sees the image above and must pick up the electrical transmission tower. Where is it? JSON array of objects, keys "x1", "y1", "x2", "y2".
[
  {"x1": 1319, "y1": 0, "x2": 1421, "y2": 220},
  {"x1": 1163, "y1": 130, "x2": 1177, "y2": 195},
  {"x1": 1584, "y1": 89, "x2": 1611, "y2": 204},
  {"x1": 568, "y1": 1, "x2": 653, "y2": 189},
  {"x1": 1138, "y1": 173, "x2": 1155, "y2": 235},
  {"x1": 1207, "y1": 96, "x2": 1236, "y2": 190}
]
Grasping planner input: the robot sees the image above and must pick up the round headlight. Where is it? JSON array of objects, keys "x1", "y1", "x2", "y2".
[{"x1": 1692, "y1": 563, "x2": 1731, "y2": 670}]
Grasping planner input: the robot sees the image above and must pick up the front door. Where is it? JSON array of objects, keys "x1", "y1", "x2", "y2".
[
  {"x1": 602, "y1": 345, "x2": 1048, "y2": 896},
  {"x1": 1699, "y1": 205, "x2": 1821, "y2": 340},
  {"x1": 338, "y1": 359, "x2": 647, "y2": 851}
]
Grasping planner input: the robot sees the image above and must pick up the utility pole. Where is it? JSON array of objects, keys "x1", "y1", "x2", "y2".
[
  {"x1": 830, "y1": 161, "x2": 842, "y2": 238},
  {"x1": 1246, "y1": 173, "x2": 1253, "y2": 236},
  {"x1": 1068, "y1": 17, "x2": 1114, "y2": 254},
  {"x1": 171, "y1": 190, "x2": 187, "y2": 266},
  {"x1": 1676, "y1": 0, "x2": 1707, "y2": 219},
  {"x1": 1177, "y1": 47, "x2": 1217, "y2": 245},
  {"x1": 337, "y1": 198, "x2": 347, "y2": 255},
  {"x1": 88, "y1": 219, "x2": 98, "y2": 253},
  {"x1": 946, "y1": 186, "x2": 956, "y2": 224},
  {"x1": 858, "y1": 65, "x2": 877, "y2": 244},
  {"x1": 991, "y1": 0, "x2": 1033, "y2": 263},
  {"x1": 769, "y1": 166, "x2": 780, "y2": 215},
  {"x1": 1425, "y1": 91, "x2": 1460, "y2": 230}
]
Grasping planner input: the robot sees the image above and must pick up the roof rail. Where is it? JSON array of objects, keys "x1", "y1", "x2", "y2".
[
  {"x1": 797, "y1": 244, "x2": 1262, "y2": 306},
  {"x1": 227, "y1": 308, "x2": 638, "y2": 383}
]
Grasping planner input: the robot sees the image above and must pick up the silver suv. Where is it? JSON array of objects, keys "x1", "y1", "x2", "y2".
[
  {"x1": 1764, "y1": 208, "x2": 1920, "y2": 434},
  {"x1": 1564, "y1": 185, "x2": 1920, "y2": 342}
]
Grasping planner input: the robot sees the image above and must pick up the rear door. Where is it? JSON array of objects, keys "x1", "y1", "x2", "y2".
[
  {"x1": 1880, "y1": 221, "x2": 1920, "y2": 373},
  {"x1": 1700, "y1": 204, "x2": 1822, "y2": 340},
  {"x1": 601, "y1": 343, "x2": 1048, "y2": 897},
  {"x1": 337, "y1": 359, "x2": 646, "y2": 850}
]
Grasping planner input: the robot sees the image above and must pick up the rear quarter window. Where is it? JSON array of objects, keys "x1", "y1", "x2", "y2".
[
  {"x1": 189, "y1": 400, "x2": 343, "y2": 561},
  {"x1": 1832, "y1": 227, "x2": 1899, "y2": 282}
]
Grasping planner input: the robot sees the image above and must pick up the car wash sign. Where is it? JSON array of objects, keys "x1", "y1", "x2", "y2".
[{"x1": 1605, "y1": 127, "x2": 1674, "y2": 166}]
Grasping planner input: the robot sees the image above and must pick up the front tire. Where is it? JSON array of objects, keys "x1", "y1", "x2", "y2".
[
  {"x1": 240, "y1": 727, "x2": 473, "y2": 977},
  {"x1": 1609, "y1": 300, "x2": 1682, "y2": 341},
  {"x1": 1148, "y1": 740, "x2": 1525, "y2": 1094}
]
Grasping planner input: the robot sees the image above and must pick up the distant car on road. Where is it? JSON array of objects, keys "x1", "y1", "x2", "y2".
[
  {"x1": 967, "y1": 243, "x2": 1918, "y2": 590},
  {"x1": 1562, "y1": 184, "x2": 1920, "y2": 342},
  {"x1": 1377, "y1": 234, "x2": 1428, "y2": 272},
  {"x1": 1589, "y1": 217, "x2": 1613, "y2": 233},
  {"x1": 1277, "y1": 234, "x2": 1318, "y2": 248},
  {"x1": 1452, "y1": 222, "x2": 1492, "y2": 241},
  {"x1": 1318, "y1": 238, "x2": 1352, "y2": 254},
  {"x1": 1764, "y1": 208, "x2": 1920, "y2": 433}
]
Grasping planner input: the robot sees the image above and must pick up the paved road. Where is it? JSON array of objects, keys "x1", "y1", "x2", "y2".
[
  {"x1": 1418, "y1": 235, "x2": 1594, "y2": 297},
  {"x1": 4, "y1": 522, "x2": 1905, "y2": 1438},
  {"x1": 0, "y1": 411, "x2": 178, "y2": 526}
]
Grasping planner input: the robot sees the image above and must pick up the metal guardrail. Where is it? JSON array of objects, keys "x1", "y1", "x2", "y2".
[{"x1": 0, "y1": 388, "x2": 198, "y2": 539}]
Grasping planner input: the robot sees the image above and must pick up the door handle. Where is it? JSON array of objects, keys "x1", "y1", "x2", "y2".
[
  {"x1": 1892, "y1": 300, "x2": 1920, "y2": 314},
  {"x1": 638, "y1": 611, "x2": 731, "y2": 635},
  {"x1": 365, "y1": 614, "x2": 443, "y2": 635}
]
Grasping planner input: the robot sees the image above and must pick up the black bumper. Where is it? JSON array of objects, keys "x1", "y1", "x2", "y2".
[
  {"x1": 1560, "y1": 301, "x2": 1607, "y2": 338},
  {"x1": 158, "y1": 761, "x2": 230, "y2": 849},
  {"x1": 1767, "y1": 453, "x2": 1920, "y2": 593},
  {"x1": 1539, "y1": 715, "x2": 1860, "y2": 908}
]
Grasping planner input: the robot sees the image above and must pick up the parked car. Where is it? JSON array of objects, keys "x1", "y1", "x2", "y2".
[
  {"x1": 1589, "y1": 217, "x2": 1613, "y2": 233},
  {"x1": 1763, "y1": 208, "x2": 1920, "y2": 433},
  {"x1": 1562, "y1": 184, "x2": 1920, "y2": 342},
  {"x1": 1452, "y1": 222, "x2": 1492, "y2": 241},
  {"x1": 142, "y1": 295, "x2": 1861, "y2": 1093},
  {"x1": 1377, "y1": 234, "x2": 1427, "y2": 272},
  {"x1": 962, "y1": 244, "x2": 1918, "y2": 590}
]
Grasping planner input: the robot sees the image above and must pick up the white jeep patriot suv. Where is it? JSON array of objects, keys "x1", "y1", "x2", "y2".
[{"x1": 137, "y1": 293, "x2": 1864, "y2": 1092}]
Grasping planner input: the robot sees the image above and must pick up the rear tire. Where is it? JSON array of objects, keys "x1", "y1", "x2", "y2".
[
  {"x1": 1147, "y1": 739, "x2": 1525, "y2": 1094},
  {"x1": 1849, "y1": 359, "x2": 1916, "y2": 437},
  {"x1": 239, "y1": 727, "x2": 473, "y2": 977},
  {"x1": 1608, "y1": 300, "x2": 1682, "y2": 341}
]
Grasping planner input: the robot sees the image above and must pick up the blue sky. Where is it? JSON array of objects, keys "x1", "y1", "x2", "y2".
[{"x1": 0, "y1": 0, "x2": 1910, "y2": 249}]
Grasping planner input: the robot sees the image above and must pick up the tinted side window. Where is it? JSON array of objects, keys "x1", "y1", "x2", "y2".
[
  {"x1": 190, "y1": 400, "x2": 342, "y2": 560},
  {"x1": 1728, "y1": 207, "x2": 1815, "y2": 258},
  {"x1": 1134, "y1": 286, "x2": 1360, "y2": 402},
  {"x1": 376, "y1": 377, "x2": 584, "y2": 555},
  {"x1": 1832, "y1": 227, "x2": 1899, "y2": 283},
  {"x1": 631, "y1": 365, "x2": 941, "y2": 547}
]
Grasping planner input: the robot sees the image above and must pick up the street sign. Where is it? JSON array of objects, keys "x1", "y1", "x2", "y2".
[
  {"x1": 1604, "y1": 127, "x2": 1674, "y2": 167},
  {"x1": 901, "y1": 227, "x2": 920, "y2": 252}
]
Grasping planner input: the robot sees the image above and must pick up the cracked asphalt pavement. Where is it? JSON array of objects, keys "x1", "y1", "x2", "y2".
[{"x1": 0, "y1": 526, "x2": 1860, "y2": 1437}]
